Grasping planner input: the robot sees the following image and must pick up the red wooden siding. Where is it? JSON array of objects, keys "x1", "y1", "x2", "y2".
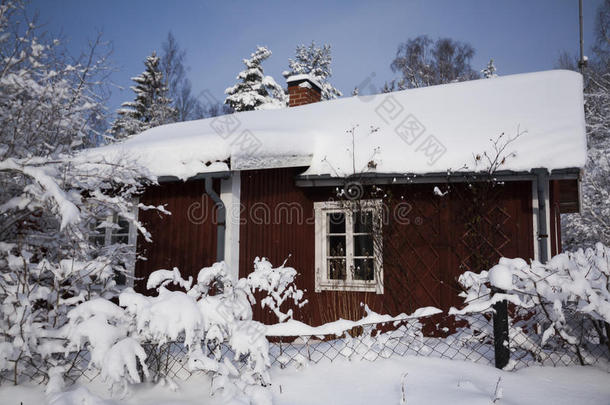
[
  {"x1": 239, "y1": 168, "x2": 534, "y2": 325},
  {"x1": 135, "y1": 179, "x2": 218, "y2": 293},
  {"x1": 557, "y1": 179, "x2": 580, "y2": 214}
]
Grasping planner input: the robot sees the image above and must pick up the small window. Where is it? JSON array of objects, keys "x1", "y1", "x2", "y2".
[
  {"x1": 314, "y1": 200, "x2": 383, "y2": 294},
  {"x1": 88, "y1": 209, "x2": 138, "y2": 287}
]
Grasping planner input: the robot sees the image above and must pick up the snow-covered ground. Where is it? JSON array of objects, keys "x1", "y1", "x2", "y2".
[{"x1": 2, "y1": 356, "x2": 608, "y2": 405}]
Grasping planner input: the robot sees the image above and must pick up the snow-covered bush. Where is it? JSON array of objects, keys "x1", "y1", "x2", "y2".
[
  {"x1": 450, "y1": 243, "x2": 610, "y2": 365},
  {"x1": 248, "y1": 257, "x2": 308, "y2": 323},
  {"x1": 0, "y1": 1, "x2": 160, "y2": 389},
  {"x1": 65, "y1": 258, "x2": 304, "y2": 403}
]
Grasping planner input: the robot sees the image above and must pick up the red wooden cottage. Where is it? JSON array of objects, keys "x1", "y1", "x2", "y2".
[{"x1": 92, "y1": 70, "x2": 586, "y2": 325}]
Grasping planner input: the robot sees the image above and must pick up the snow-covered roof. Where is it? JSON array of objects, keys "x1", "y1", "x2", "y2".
[{"x1": 87, "y1": 70, "x2": 586, "y2": 181}]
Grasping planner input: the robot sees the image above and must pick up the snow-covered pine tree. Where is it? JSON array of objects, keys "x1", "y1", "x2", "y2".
[
  {"x1": 481, "y1": 58, "x2": 498, "y2": 78},
  {"x1": 283, "y1": 41, "x2": 342, "y2": 100},
  {"x1": 224, "y1": 46, "x2": 287, "y2": 112},
  {"x1": 112, "y1": 51, "x2": 176, "y2": 139}
]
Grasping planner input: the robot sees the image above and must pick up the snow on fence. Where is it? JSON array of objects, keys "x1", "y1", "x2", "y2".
[
  {"x1": 133, "y1": 311, "x2": 610, "y2": 383},
  {"x1": 265, "y1": 312, "x2": 610, "y2": 372},
  {"x1": 2, "y1": 310, "x2": 607, "y2": 387}
]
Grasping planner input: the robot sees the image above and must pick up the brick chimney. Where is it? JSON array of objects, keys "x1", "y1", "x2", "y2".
[{"x1": 286, "y1": 74, "x2": 322, "y2": 107}]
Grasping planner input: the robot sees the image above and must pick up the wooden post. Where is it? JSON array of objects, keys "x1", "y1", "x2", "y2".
[{"x1": 492, "y1": 287, "x2": 510, "y2": 369}]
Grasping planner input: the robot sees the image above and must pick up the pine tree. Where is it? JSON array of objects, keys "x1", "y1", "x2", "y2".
[
  {"x1": 112, "y1": 52, "x2": 176, "y2": 139},
  {"x1": 224, "y1": 46, "x2": 286, "y2": 112},
  {"x1": 283, "y1": 41, "x2": 343, "y2": 100},
  {"x1": 481, "y1": 58, "x2": 498, "y2": 78}
]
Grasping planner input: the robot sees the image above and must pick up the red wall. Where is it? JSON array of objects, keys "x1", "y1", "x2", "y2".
[
  {"x1": 135, "y1": 179, "x2": 218, "y2": 292},
  {"x1": 239, "y1": 168, "x2": 534, "y2": 325}
]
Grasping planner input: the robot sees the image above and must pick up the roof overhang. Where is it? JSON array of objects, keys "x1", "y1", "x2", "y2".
[
  {"x1": 294, "y1": 168, "x2": 581, "y2": 187},
  {"x1": 232, "y1": 154, "x2": 313, "y2": 170},
  {"x1": 157, "y1": 170, "x2": 231, "y2": 183}
]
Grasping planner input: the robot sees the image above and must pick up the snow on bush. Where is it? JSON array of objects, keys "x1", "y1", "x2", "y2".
[
  {"x1": 248, "y1": 257, "x2": 308, "y2": 323},
  {"x1": 451, "y1": 243, "x2": 610, "y2": 364},
  {"x1": 0, "y1": 1, "x2": 161, "y2": 389},
  {"x1": 61, "y1": 258, "x2": 305, "y2": 403}
]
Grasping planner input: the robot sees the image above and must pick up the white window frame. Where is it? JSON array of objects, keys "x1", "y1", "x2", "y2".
[
  {"x1": 314, "y1": 199, "x2": 384, "y2": 294},
  {"x1": 89, "y1": 204, "x2": 139, "y2": 288}
]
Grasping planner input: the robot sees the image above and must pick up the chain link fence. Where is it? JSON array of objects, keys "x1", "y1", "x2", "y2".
[
  {"x1": 2, "y1": 311, "x2": 608, "y2": 386},
  {"x1": 268, "y1": 315, "x2": 495, "y2": 369},
  {"x1": 509, "y1": 308, "x2": 610, "y2": 369},
  {"x1": 137, "y1": 311, "x2": 610, "y2": 382}
]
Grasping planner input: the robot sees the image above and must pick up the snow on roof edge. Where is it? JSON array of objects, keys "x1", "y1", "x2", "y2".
[{"x1": 83, "y1": 70, "x2": 587, "y2": 181}]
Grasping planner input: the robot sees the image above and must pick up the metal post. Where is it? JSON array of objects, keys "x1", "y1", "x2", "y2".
[
  {"x1": 492, "y1": 287, "x2": 510, "y2": 369},
  {"x1": 533, "y1": 169, "x2": 550, "y2": 263},
  {"x1": 578, "y1": 0, "x2": 586, "y2": 73},
  {"x1": 205, "y1": 176, "x2": 226, "y2": 261}
]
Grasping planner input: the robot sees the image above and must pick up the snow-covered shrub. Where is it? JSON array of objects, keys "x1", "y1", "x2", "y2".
[
  {"x1": 450, "y1": 243, "x2": 610, "y2": 365},
  {"x1": 82, "y1": 258, "x2": 304, "y2": 402},
  {"x1": 64, "y1": 299, "x2": 149, "y2": 395},
  {"x1": 0, "y1": 158, "x2": 157, "y2": 389},
  {"x1": 0, "y1": 1, "x2": 160, "y2": 389},
  {"x1": 248, "y1": 257, "x2": 308, "y2": 323}
]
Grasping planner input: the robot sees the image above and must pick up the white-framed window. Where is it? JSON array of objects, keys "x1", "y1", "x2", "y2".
[
  {"x1": 314, "y1": 199, "x2": 383, "y2": 294},
  {"x1": 88, "y1": 209, "x2": 138, "y2": 287}
]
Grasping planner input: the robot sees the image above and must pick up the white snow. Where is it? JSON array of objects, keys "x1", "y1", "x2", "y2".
[
  {"x1": 3, "y1": 356, "x2": 609, "y2": 405},
  {"x1": 265, "y1": 306, "x2": 441, "y2": 337},
  {"x1": 487, "y1": 263, "x2": 514, "y2": 290},
  {"x1": 82, "y1": 70, "x2": 586, "y2": 181},
  {"x1": 286, "y1": 73, "x2": 323, "y2": 90}
]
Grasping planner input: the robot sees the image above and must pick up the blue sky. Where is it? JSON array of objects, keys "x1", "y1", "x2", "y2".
[{"x1": 31, "y1": 0, "x2": 603, "y2": 114}]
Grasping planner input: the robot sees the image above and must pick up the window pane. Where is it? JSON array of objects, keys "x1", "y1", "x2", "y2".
[
  {"x1": 353, "y1": 258, "x2": 375, "y2": 281},
  {"x1": 327, "y1": 212, "x2": 345, "y2": 234},
  {"x1": 327, "y1": 258, "x2": 346, "y2": 280},
  {"x1": 327, "y1": 235, "x2": 346, "y2": 257},
  {"x1": 111, "y1": 234, "x2": 129, "y2": 244},
  {"x1": 353, "y1": 210, "x2": 373, "y2": 233},
  {"x1": 116, "y1": 217, "x2": 130, "y2": 234},
  {"x1": 354, "y1": 235, "x2": 374, "y2": 257}
]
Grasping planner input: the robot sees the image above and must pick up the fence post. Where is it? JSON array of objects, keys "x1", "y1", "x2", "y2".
[{"x1": 492, "y1": 287, "x2": 510, "y2": 369}]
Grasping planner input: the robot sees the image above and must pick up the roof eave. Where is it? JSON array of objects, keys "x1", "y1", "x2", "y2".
[{"x1": 294, "y1": 168, "x2": 581, "y2": 187}]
